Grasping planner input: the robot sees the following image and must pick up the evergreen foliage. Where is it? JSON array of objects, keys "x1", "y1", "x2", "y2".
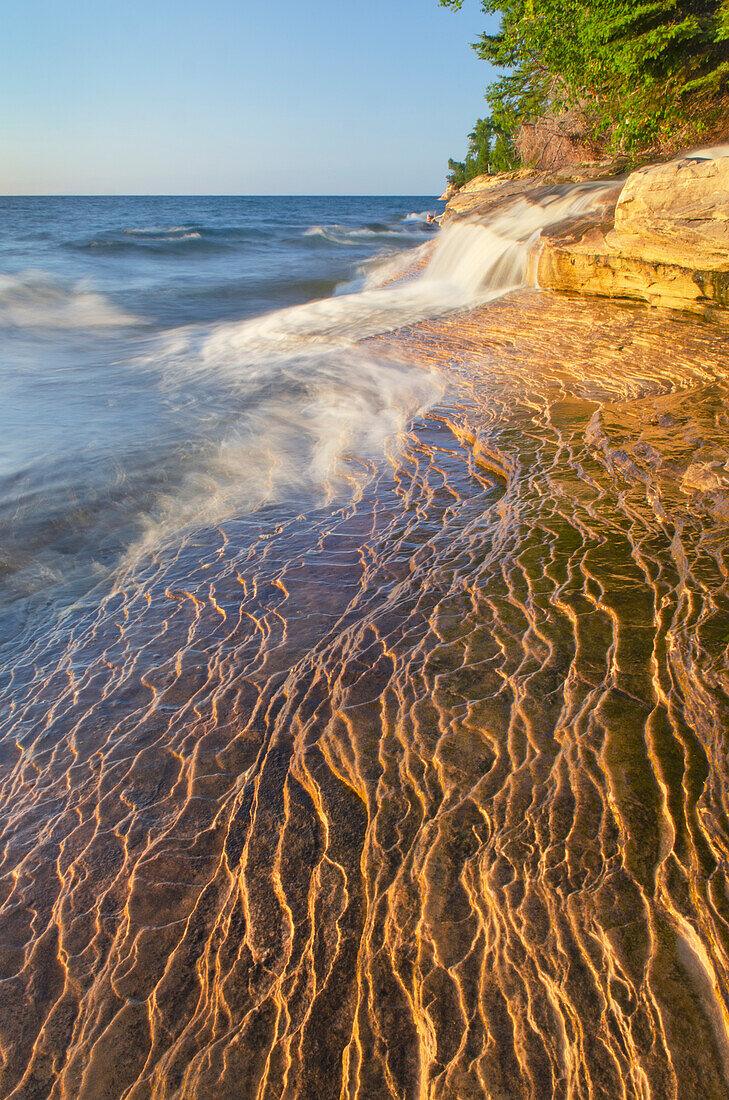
[
  {"x1": 446, "y1": 117, "x2": 517, "y2": 186},
  {"x1": 442, "y1": 0, "x2": 729, "y2": 182}
]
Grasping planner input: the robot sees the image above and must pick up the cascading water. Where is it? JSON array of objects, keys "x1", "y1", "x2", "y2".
[
  {"x1": 118, "y1": 181, "x2": 618, "y2": 547},
  {"x1": 187, "y1": 181, "x2": 617, "y2": 351},
  {"x1": 422, "y1": 183, "x2": 616, "y2": 297},
  {"x1": 3, "y1": 181, "x2": 729, "y2": 1100}
]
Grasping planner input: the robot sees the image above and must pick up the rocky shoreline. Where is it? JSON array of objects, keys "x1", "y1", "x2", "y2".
[
  {"x1": 2, "y1": 183, "x2": 729, "y2": 1100},
  {"x1": 443, "y1": 153, "x2": 729, "y2": 318}
]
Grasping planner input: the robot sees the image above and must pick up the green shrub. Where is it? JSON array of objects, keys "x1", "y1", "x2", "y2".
[{"x1": 442, "y1": 0, "x2": 729, "y2": 181}]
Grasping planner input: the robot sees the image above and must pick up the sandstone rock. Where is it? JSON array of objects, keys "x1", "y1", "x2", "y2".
[
  {"x1": 682, "y1": 459, "x2": 729, "y2": 494},
  {"x1": 534, "y1": 239, "x2": 729, "y2": 314},
  {"x1": 612, "y1": 157, "x2": 729, "y2": 269},
  {"x1": 531, "y1": 156, "x2": 729, "y2": 315},
  {"x1": 441, "y1": 158, "x2": 629, "y2": 224}
]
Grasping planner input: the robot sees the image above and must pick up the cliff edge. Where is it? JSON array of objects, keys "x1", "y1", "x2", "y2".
[{"x1": 445, "y1": 155, "x2": 729, "y2": 316}]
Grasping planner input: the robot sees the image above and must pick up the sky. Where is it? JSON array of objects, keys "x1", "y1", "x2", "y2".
[{"x1": 2, "y1": 0, "x2": 499, "y2": 195}]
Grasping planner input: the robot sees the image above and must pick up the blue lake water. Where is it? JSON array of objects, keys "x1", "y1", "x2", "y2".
[{"x1": 0, "y1": 195, "x2": 444, "y2": 639}]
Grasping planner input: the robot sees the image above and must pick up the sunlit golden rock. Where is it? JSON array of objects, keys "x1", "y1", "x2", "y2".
[
  {"x1": 441, "y1": 158, "x2": 629, "y2": 224},
  {"x1": 614, "y1": 156, "x2": 729, "y2": 269},
  {"x1": 531, "y1": 157, "x2": 729, "y2": 314}
]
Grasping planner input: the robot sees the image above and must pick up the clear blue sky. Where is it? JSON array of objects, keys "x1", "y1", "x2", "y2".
[{"x1": 3, "y1": 0, "x2": 498, "y2": 195}]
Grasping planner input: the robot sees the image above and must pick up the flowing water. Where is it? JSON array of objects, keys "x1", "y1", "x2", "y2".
[{"x1": 1, "y1": 187, "x2": 729, "y2": 1099}]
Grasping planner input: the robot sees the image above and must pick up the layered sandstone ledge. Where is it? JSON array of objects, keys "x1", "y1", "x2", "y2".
[
  {"x1": 445, "y1": 155, "x2": 729, "y2": 316},
  {"x1": 439, "y1": 156, "x2": 631, "y2": 223}
]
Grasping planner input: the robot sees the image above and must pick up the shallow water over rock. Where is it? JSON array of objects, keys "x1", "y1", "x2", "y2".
[{"x1": 1, "y1": 288, "x2": 728, "y2": 1097}]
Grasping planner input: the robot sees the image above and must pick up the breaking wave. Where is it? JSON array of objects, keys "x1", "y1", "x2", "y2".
[
  {"x1": 66, "y1": 224, "x2": 275, "y2": 256},
  {"x1": 123, "y1": 224, "x2": 201, "y2": 237},
  {"x1": 303, "y1": 221, "x2": 432, "y2": 245},
  {"x1": 0, "y1": 270, "x2": 137, "y2": 328}
]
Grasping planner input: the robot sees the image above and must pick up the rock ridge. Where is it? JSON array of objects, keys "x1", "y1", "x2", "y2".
[{"x1": 445, "y1": 154, "x2": 729, "y2": 316}]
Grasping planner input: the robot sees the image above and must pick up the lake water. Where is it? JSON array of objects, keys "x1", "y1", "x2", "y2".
[
  {"x1": 0, "y1": 196, "x2": 447, "y2": 640},
  {"x1": 2, "y1": 188, "x2": 729, "y2": 1099}
]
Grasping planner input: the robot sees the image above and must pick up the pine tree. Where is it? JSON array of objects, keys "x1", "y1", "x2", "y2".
[{"x1": 441, "y1": 0, "x2": 729, "y2": 177}]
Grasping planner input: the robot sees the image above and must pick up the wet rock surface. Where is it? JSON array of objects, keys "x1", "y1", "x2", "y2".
[
  {"x1": 1, "y1": 289, "x2": 728, "y2": 1098},
  {"x1": 440, "y1": 159, "x2": 630, "y2": 225}
]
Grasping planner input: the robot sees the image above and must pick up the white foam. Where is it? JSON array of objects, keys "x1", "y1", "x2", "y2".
[
  {"x1": 131, "y1": 181, "x2": 617, "y2": 542},
  {"x1": 681, "y1": 143, "x2": 729, "y2": 160},
  {"x1": 129, "y1": 341, "x2": 443, "y2": 553},
  {"x1": 360, "y1": 242, "x2": 435, "y2": 290},
  {"x1": 124, "y1": 225, "x2": 197, "y2": 236},
  {"x1": 0, "y1": 271, "x2": 138, "y2": 329},
  {"x1": 303, "y1": 224, "x2": 420, "y2": 244}
]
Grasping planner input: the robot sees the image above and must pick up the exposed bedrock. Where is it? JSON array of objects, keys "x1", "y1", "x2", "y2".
[
  {"x1": 614, "y1": 156, "x2": 729, "y2": 268},
  {"x1": 530, "y1": 157, "x2": 729, "y2": 315},
  {"x1": 440, "y1": 158, "x2": 630, "y2": 224}
]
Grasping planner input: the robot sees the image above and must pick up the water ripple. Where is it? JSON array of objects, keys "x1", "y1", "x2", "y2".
[{"x1": 0, "y1": 290, "x2": 728, "y2": 1098}]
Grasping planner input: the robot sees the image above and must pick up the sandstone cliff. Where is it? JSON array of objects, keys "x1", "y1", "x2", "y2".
[
  {"x1": 445, "y1": 155, "x2": 729, "y2": 315},
  {"x1": 534, "y1": 157, "x2": 729, "y2": 314}
]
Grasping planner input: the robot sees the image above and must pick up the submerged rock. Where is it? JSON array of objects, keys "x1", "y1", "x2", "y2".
[{"x1": 682, "y1": 457, "x2": 729, "y2": 493}]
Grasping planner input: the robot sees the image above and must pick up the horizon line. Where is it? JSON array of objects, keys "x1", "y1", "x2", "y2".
[{"x1": 0, "y1": 192, "x2": 446, "y2": 199}]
